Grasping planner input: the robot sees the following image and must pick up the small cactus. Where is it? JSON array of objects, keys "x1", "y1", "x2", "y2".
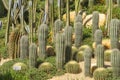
[
  {"x1": 79, "y1": 45, "x2": 90, "y2": 51},
  {"x1": 84, "y1": 47, "x2": 92, "y2": 76},
  {"x1": 56, "y1": 32, "x2": 65, "y2": 70},
  {"x1": 29, "y1": 43, "x2": 37, "y2": 68},
  {"x1": 74, "y1": 22, "x2": 83, "y2": 48},
  {"x1": 111, "y1": 49, "x2": 120, "y2": 77},
  {"x1": 96, "y1": 44, "x2": 104, "y2": 67},
  {"x1": 76, "y1": 51, "x2": 84, "y2": 62},
  {"x1": 93, "y1": 68, "x2": 109, "y2": 80},
  {"x1": 104, "y1": 49, "x2": 112, "y2": 61},
  {"x1": 38, "y1": 24, "x2": 48, "y2": 60},
  {"x1": 65, "y1": 60, "x2": 81, "y2": 74},
  {"x1": 20, "y1": 35, "x2": 29, "y2": 59}
]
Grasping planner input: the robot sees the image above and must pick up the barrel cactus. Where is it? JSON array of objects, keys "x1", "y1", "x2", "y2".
[
  {"x1": 84, "y1": 47, "x2": 92, "y2": 76},
  {"x1": 65, "y1": 60, "x2": 81, "y2": 74},
  {"x1": 76, "y1": 51, "x2": 84, "y2": 62},
  {"x1": 110, "y1": 19, "x2": 120, "y2": 49},
  {"x1": 38, "y1": 24, "x2": 48, "y2": 60},
  {"x1": 29, "y1": 43, "x2": 37, "y2": 68},
  {"x1": 20, "y1": 35, "x2": 29, "y2": 59},
  {"x1": 104, "y1": 49, "x2": 112, "y2": 61},
  {"x1": 111, "y1": 49, "x2": 120, "y2": 77},
  {"x1": 64, "y1": 26, "x2": 72, "y2": 63},
  {"x1": 93, "y1": 68, "x2": 109, "y2": 80},
  {"x1": 72, "y1": 46, "x2": 78, "y2": 60},
  {"x1": 92, "y1": 11, "x2": 99, "y2": 40},
  {"x1": 74, "y1": 22, "x2": 83, "y2": 48},
  {"x1": 79, "y1": 45, "x2": 90, "y2": 51},
  {"x1": 96, "y1": 44, "x2": 104, "y2": 67},
  {"x1": 56, "y1": 32, "x2": 65, "y2": 70},
  {"x1": 94, "y1": 29, "x2": 102, "y2": 47}
]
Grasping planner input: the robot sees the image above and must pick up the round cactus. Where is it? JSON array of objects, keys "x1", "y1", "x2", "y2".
[
  {"x1": 76, "y1": 51, "x2": 84, "y2": 62},
  {"x1": 39, "y1": 62, "x2": 53, "y2": 72},
  {"x1": 65, "y1": 60, "x2": 81, "y2": 74},
  {"x1": 20, "y1": 35, "x2": 29, "y2": 59},
  {"x1": 74, "y1": 14, "x2": 82, "y2": 23},
  {"x1": 74, "y1": 22, "x2": 83, "y2": 48},
  {"x1": 104, "y1": 49, "x2": 112, "y2": 61},
  {"x1": 29, "y1": 43, "x2": 37, "y2": 68},
  {"x1": 93, "y1": 68, "x2": 109, "y2": 80},
  {"x1": 71, "y1": 46, "x2": 78, "y2": 60},
  {"x1": 38, "y1": 24, "x2": 48, "y2": 60},
  {"x1": 111, "y1": 49, "x2": 120, "y2": 77},
  {"x1": 79, "y1": 45, "x2": 90, "y2": 51}
]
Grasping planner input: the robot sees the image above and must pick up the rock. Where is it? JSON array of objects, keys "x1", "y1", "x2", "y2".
[{"x1": 13, "y1": 62, "x2": 27, "y2": 71}]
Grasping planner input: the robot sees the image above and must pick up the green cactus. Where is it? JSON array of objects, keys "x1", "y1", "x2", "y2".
[
  {"x1": 92, "y1": 11, "x2": 99, "y2": 40},
  {"x1": 111, "y1": 49, "x2": 120, "y2": 77},
  {"x1": 88, "y1": 0, "x2": 94, "y2": 8},
  {"x1": 71, "y1": 46, "x2": 78, "y2": 60},
  {"x1": 74, "y1": 22, "x2": 83, "y2": 48},
  {"x1": 105, "y1": 0, "x2": 109, "y2": 8},
  {"x1": 93, "y1": 68, "x2": 109, "y2": 80},
  {"x1": 38, "y1": 24, "x2": 48, "y2": 60},
  {"x1": 96, "y1": 44, "x2": 104, "y2": 67},
  {"x1": 20, "y1": 35, "x2": 29, "y2": 59},
  {"x1": 74, "y1": 15, "x2": 82, "y2": 23},
  {"x1": 29, "y1": 43, "x2": 37, "y2": 68},
  {"x1": 94, "y1": 29, "x2": 102, "y2": 47},
  {"x1": 117, "y1": 0, "x2": 120, "y2": 7},
  {"x1": 64, "y1": 26, "x2": 72, "y2": 63},
  {"x1": 79, "y1": 45, "x2": 90, "y2": 51},
  {"x1": 65, "y1": 60, "x2": 81, "y2": 74},
  {"x1": 56, "y1": 32, "x2": 65, "y2": 70},
  {"x1": 84, "y1": 47, "x2": 92, "y2": 76},
  {"x1": 66, "y1": 0, "x2": 70, "y2": 26},
  {"x1": 110, "y1": 19, "x2": 119, "y2": 49},
  {"x1": 76, "y1": 51, "x2": 84, "y2": 62},
  {"x1": 2, "y1": 0, "x2": 9, "y2": 10},
  {"x1": 104, "y1": 49, "x2": 112, "y2": 61}
]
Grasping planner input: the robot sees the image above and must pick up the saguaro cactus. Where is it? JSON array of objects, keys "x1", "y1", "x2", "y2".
[
  {"x1": 94, "y1": 29, "x2": 102, "y2": 47},
  {"x1": 74, "y1": 22, "x2": 83, "y2": 48},
  {"x1": 38, "y1": 24, "x2": 48, "y2": 60},
  {"x1": 111, "y1": 49, "x2": 120, "y2": 77},
  {"x1": 64, "y1": 26, "x2": 72, "y2": 63},
  {"x1": 20, "y1": 35, "x2": 29, "y2": 59},
  {"x1": 96, "y1": 44, "x2": 104, "y2": 67},
  {"x1": 84, "y1": 47, "x2": 92, "y2": 76},
  {"x1": 110, "y1": 19, "x2": 119, "y2": 49},
  {"x1": 56, "y1": 32, "x2": 65, "y2": 70},
  {"x1": 29, "y1": 43, "x2": 37, "y2": 68},
  {"x1": 92, "y1": 11, "x2": 99, "y2": 40}
]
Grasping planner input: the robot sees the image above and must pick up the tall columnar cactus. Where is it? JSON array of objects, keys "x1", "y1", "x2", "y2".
[
  {"x1": 20, "y1": 35, "x2": 29, "y2": 59},
  {"x1": 96, "y1": 44, "x2": 104, "y2": 67},
  {"x1": 117, "y1": 0, "x2": 120, "y2": 7},
  {"x1": 56, "y1": 32, "x2": 65, "y2": 70},
  {"x1": 110, "y1": 19, "x2": 119, "y2": 49},
  {"x1": 38, "y1": 24, "x2": 48, "y2": 60},
  {"x1": 66, "y1": 0, "x2": 70, "y2": 26},
  {"x1": 64, "y1": 26, "x2": 72, "y2": 63},
  {"x1": 74, "y1": 14, "x2": 82, "y2": 23},
  {"x1": 94, "y1": 29, "x2": 102, "y2": 47},
  {"x1": 88, "y1": 0, "x2": 94, "y2": 8},
  {"x1": 58, "y1": 0, "x2": 61, "y2": 20},
  {"x1": 92, "y1": 11, "x2": 99, "y2": 40},
  {"x1": 105, "y1": 0, "x2": 109, "y2": 8},
  {"x1": 111, "y1": 49, "x2": 120, "y2": 77},
  {"x1": 74, "y1": 22, "x2": 83, "y2": 48},
  {"x1": 54, "y1": 19, "x2": 63, "y2": 42},
  {"x1": 84, "y1": 47, "x2": 92, "y2": 76},
  {"x1": 29, "y1": 43, "x2": 37, "y2": 68}
]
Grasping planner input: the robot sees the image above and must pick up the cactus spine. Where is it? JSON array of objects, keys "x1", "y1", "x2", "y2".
[
  {"x1": 110, "y1": 19, "x2": 119, "y2": 49},
  {"x1": 20, "y1": 35, "x2": 29, "y2": 59},
  {"x1": 92, "y1": 11, "x2": 99, "y2": 40},
  {"x1": 56, "y1": 32, "x2": 65, "y2": 70},
  {"x1": 38, "y1": 24, "x2": 48, "y2": 60},
  {"x1": 84, "y1": 47, "x2": 92, "y2": 76},
  {"x1": 64, "y1": 26, "x2": 72, "y2": 63},
  {"x1": 111, "y1": 49, "x2": 120, "y2": 77},
  {"x1": 88, "y1": 0, "x2": 94, "y2": 8},
  {"x1": 94, "y1": 29, "x2": 102, "y2": 47},
  {"x1": 74, "y1": 22, "x2": 83, "y2": 48},
  {"x1": 96, "y1": 44, "x2": 104, "y2": 67},
  {"x1": 29, "y1": 43, "x2": 37, "y2": 68}
]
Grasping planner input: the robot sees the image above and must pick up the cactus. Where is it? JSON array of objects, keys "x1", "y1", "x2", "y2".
[
  {"x1": 110, "y1": 19, "x2": 119, "y2": 49},
  {"x1": 29, "y1": 43, "x2": 37, "y2": 68},
  {"x1": 84, "y1": 47, "x2": 92, "y2": 76},
  {"x1": 66, "y1": 0, "x2": 70, "y2": 26},
  {"x1": 64, "y1": 26, "x2": 72, "y2": 63},
  {"x1": 20, "y1": 35, "x2": 29, "y2": 59},
  {"x1": 0, "y1": 21, "x2": 2, "y2": 29},
  {"x1": 74, "y1": 15, "x2": 82, "y2": 23},
  {"x1": 94, "y1": 29, "x2": 102, "y2": 47},
  {"x1": 92, "y1": 11, "x2": 99, "y2": 40},
  {"x1": 56, "y1": 32, "x2": 65, "y2": 70},
  {"x1": 38, "y1": 24, "x2": 48, "y2": 60},
  {"x1": 93, "y1": 68, "x2": 109, "y2": 80},
  {"x1": 117, "y1": 0, "x2": 120, "y2": 7},
  {"x1": 88, "y1": 0, "x2": 94, "y2": 8},
  {"x1": 76, "y1": 51, "x2": 84, "y2": 62},
  {"x1": 53, "y1": 19, "x2": 63, "y2": 43},
  {"x1": 105, "y1": 0, "x2": 109, "y2": 8},
  {"x1": 96, "y1": 44, "x2": 104, "y2": 67},
  {"x1": 71, "y1": 46, "x2": 78, "y2": 60},
  {"x1": 104, "y1": 49, "x2": 112, "y2": 61},
  {"x1": 39, "y1": 62, "x2": 53, "y2": 72},
  {"x1": 65, "y1": 60, "x2": 81, "y2": 74},
  {"x1": 74, "y1": 22, "x2": 83, "y2": 48},
  {"x1": 111, "y1": 49, "x2": 120, "y2": 77},
  {"x1": 79, "y1": 45, "x2": 90, "y2": 51},
  {"x1": 2, "y1": 0, "x2": 9, "y2": 10}
]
